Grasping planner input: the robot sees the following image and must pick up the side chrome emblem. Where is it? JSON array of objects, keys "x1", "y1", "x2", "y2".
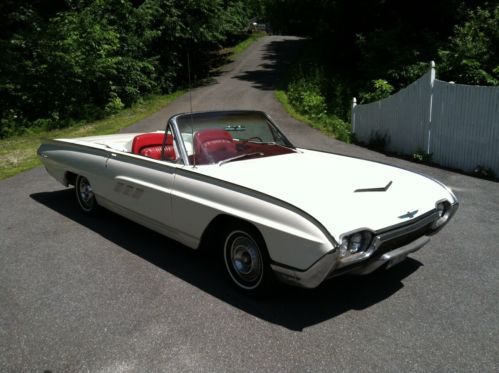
[{"x1": 398, "y1": 210, "x2": 418, "y2": 219}]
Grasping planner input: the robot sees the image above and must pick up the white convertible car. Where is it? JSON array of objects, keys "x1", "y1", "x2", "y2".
[{"x1": 38, "y1": 110, "x2": 458, "y2": 294}]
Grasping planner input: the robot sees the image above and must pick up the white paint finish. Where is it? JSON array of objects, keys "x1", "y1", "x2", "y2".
[
  {"x1": 171, "y1": 170, "x2": 333, "y2": 269},
  {"x1": 103, "y1": 154, "x2": 177, "y2": 230},
  {"x1": 189, "y1": 149, "x2": 455, "y2": 243},
  {"x1": 64, "y1": 132, "x2": 141, "y2": 153},
  {"x1": 39, "y1": 139, "x2": 335, "y2": 269},
  {"x1": 38, "y1": 133, "x2": 456, "y2": 272}
]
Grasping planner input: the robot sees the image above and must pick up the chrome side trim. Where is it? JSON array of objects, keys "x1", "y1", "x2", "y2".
[{"x1": 174, "y1": 167, "x2": 339, "y2": 248}]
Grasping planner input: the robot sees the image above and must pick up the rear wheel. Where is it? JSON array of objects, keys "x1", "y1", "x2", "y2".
[
  {"x1": 75, "y1": 175, "x2": 98, "y2": 213},
  {"x1": 223, "y1": 225, "x2": 275, "y2": 295}
]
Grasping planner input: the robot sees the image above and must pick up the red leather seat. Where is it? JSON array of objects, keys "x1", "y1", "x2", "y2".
[
  {"x1": 131, "y1": 133, "x2": 175, "y2": 160},
  {"x1": 194, "y1": 129, "x2": 237, "y2": 164}
]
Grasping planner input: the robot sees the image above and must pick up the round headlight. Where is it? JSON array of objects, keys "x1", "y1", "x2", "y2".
[
  {"x1": 340, "y1": 231, "x2": 373, "y2": 258},
  {"x1": 431, "y1": 202, "x2": 450, "y2": 230},
  {"x1": 437, "y1": 203, "x2": 445, "y2": 217},
  {"x1": 340, "y1": 238, "x2": 349, "y2": 257},
  {"x1": 348, "y1": 233, "x2": 363, "y2": 253}
]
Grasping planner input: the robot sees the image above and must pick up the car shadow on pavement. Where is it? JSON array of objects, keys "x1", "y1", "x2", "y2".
[{"x1": 31, "y1": 189, "x2": 422, "y2": 332}]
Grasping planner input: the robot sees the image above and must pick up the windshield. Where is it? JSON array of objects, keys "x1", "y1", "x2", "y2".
[{"x1": 172, "y1": 111, "x2": 296, "y2": 165}]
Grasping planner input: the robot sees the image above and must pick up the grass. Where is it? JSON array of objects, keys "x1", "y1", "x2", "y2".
[
  {"x1": 231, "y1": 32, "x2": 266, "y2": 60},
  {"x1": 275, "y1": 89, "x2": 317, "y2": 127},
  {"x1": 0, "y1": 32, "x2": 264, "y2": 181},
  {"x1": 275, "y1": 89, "x2": 351, "y2": 142},
  {"x1": 0, "y1": 91, "x2": 183, "y2": 180}
]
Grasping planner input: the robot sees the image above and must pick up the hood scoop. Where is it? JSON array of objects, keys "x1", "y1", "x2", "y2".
[{"x1": 354, "y1": 181, "x2": 392, "y2": 193}]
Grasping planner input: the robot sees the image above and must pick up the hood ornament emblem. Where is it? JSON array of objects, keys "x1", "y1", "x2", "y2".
[{"x1": 398, "y1": 210, "x2": 418, "y2": 219}]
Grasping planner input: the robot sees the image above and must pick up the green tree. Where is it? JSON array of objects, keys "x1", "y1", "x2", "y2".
[
  {"x1": 0, "y1": 0, "x2": 251, "y2": 138},
  {"x1": 438, "y1": 3, "x2": 499, "y2": 85}
]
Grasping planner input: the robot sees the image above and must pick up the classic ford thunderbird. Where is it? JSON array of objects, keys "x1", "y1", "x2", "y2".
[{"x1": 38, "y1": 110, "x2": 458, "y2": 294}]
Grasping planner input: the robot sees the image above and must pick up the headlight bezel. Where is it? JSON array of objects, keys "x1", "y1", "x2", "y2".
[
  {"x1": 430, "y1": 200, "x2": 458, "y2": 233},
  {"x1": 339, "y1": 230, "x2": 374, "y2": 265}
]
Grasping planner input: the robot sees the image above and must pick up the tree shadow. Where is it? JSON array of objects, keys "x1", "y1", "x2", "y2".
[
  {"x1": 31, "y1": 189, "x2": 422, "y2": 331},
  {"x1": 233, "y1": 38, "x2": 307, "y2": 91}
]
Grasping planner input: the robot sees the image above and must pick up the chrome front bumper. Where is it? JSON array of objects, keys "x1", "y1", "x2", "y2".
[
  {"x1": 272, "y1": 235, "x2": 430, "y2": 288},
  {"x1": 271, "y1": 250, "x2": 339, "y2": 289},
  {"x1": 271, "y1": 204, "x2": 458, "y2": 289}
]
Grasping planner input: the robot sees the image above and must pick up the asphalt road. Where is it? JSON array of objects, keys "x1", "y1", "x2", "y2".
[{"x1": 1, "y1": 36, "x2": 498, "y2": 372}]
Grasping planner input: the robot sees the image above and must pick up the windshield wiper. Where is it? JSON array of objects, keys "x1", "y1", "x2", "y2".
[{"x1": 218, "y1": 152, "x2": 264, "y2": 166}]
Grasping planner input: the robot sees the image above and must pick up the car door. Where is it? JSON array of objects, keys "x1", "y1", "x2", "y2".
[{"x1": 100, "y1": 126, "x2": 180, "y2": 235}]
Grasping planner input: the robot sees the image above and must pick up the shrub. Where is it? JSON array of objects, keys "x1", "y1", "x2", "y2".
[
  {"x1": 105, "y1": 93, "x2": 125, "y2": 115},
  {"x1": 473, "y1": 165, "x2": 496, "y2": 180},
  {"x1": 412, "y1": 149, "x2": 433, "y2": 163},
  {"x1": 283, "y1": 63, "x2": 352, "y2": 141},
  {"x1": 360, "y1": 79, "x2": 394, "y2": 103},
  {"x1": 287, "y1": 66, "x2": 327, "y2": 119},
  {"x1": 321, "y1": 115, "x2": 351, "y2": 142}
]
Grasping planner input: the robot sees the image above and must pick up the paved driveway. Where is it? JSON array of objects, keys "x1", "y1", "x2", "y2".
[{"x1": 1, "y1": 36, "x2": 497, "y2": 372}]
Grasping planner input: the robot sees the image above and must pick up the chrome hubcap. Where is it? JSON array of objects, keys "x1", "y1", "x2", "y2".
[
  {"x1": 230, "y1": 235, "x2": 262, "y2": 284},
  {"x1": 78, "y1": 177, "x2": 94, "y2": 208}
]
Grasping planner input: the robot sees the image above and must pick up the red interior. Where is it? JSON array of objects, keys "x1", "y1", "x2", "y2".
[
  {"x1": 191, "y1": 128, "x2": 295, "y2": 165},
  {"x1": 236, "y1": 141, "x2": 295, "y2": 157},
  {"x1": 131, "y1": 130, "x2": 295, "y2": 164},
  {"x1": 194, "y1": 129, "x2": 238, "y2": 164},
  {"x1": 131, "y1": 133, "x2": 175, "y2": 160}
]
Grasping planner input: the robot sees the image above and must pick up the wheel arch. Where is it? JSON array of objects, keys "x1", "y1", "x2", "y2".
[
  {"x1": 65, "y1": 171, "x2": 77, "y2": 186},
  {"x1": 198, "y1": 214, "x2": 268, "y2": 253}
]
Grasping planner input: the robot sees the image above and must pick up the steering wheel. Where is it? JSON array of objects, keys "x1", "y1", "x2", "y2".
[{"x1": 246, "y1": 136, "x2": 263, "y2": 142}]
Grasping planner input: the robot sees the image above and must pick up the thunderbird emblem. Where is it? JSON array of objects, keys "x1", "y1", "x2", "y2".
[{"x1": 398, "y1": 210, "x2": 418, "y2": 219}]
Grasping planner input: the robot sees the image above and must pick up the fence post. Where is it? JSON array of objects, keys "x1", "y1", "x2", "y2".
[
  {"x1": 427, "y1": 60, "x2": 436, "y2": 154},
  {"x1": 352, "y1": 97, "x2": 357, "y2": 133}
]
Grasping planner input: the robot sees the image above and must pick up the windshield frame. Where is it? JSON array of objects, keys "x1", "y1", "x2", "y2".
[{"x1": 166, "y1": 110, "x2": 296, "y2": 166}]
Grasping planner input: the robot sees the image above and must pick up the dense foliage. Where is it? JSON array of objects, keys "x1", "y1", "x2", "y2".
[
  {"x1": 0, "y1": 0, "x2": 258, "y2": 138},
  {"x1": 266, "y1": 0, "x2": 498, "y2": 133},
  {"x1": 2, "y1": 0, "x2": 496, "y2": 140}
]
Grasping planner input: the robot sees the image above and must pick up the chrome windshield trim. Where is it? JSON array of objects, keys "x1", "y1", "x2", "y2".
[
  {"x1": 168, "y1": 117, "x2": 190, "y2": 165},
  {"x1": 168, "y1": 110, "x2": 296, "y2": 166}
]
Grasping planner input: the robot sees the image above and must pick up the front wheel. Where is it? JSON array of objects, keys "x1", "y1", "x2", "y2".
[
  {"x1": 223, "y1": 226, "x2": 275, "y2": 295},
  {"x1": 75, "y1": 175, "x2": 98, "y2": 214}
]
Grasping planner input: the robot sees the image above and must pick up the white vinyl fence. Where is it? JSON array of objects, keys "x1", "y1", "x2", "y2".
[{"x1": 352, "y1": 62, "x2": 499, "y2": 176}]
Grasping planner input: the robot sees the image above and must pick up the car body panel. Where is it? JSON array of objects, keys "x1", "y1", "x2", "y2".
[
  {"x1": 188, "y1": 149, "x2": 456, "y2": 242},
  {"x1": 37, "y1": 110, "x2": 458, "y2": 288}
]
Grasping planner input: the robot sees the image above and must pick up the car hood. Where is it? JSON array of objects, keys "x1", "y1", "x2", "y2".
[{"x1": 192, "y1": 149, "x2": 456, "y2": 241}]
